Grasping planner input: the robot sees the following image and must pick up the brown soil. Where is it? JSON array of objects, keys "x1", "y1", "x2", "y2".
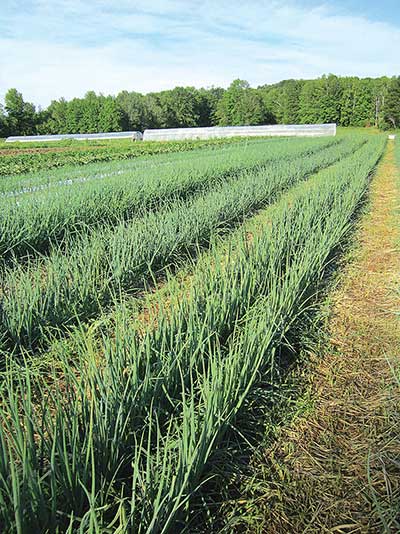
[{"x1": 260, "y1": 142, "x2": 400, "y2": 532}]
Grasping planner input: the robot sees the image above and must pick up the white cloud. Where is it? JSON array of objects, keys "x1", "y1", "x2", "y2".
[{"x1": 0, "y1": 0, "x2": 399, "y2": 106}]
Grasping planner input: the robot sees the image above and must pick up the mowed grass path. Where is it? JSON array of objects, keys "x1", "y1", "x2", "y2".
[{"x1": 252, "y1": 140, "x2": 400, "y2": 532}]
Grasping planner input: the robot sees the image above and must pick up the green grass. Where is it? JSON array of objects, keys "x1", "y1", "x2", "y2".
[
  {"x1": 395, "y1": 135, "x2": 400, "y2": 168},
  {"x1": 0, "y1": 134, "x2": 386, "y2": 532}
]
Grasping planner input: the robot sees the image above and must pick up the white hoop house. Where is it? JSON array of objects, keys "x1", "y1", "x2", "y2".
[
  {"x1": 143, "y1": 123, "x2": 336, "y2": 141},
  {"x1": 5, "y1": 131, "x2": 143, "y2": 143}
]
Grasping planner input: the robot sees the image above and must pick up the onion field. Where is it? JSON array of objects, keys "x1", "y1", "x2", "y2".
[
  {"x1": 0, "y1": 136, "x2": 269, "y2": 177},
  {"x1": 0, "y1": 133, "x2": 386, "y2": 533}
]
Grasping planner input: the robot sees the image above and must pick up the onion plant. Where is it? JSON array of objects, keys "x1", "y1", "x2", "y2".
[
  {"x1": 0, "y1": 134, "x2": 386, "y2": 533},
  {"x1": 0, "y1": 137, "x2": 363, "y2": 349},
  {"x1": 0, "y1": 137, "x2": 338, "y2": 264}
]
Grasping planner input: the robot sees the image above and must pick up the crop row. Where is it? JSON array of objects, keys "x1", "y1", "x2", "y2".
[
  {"x1": 0, "y1": 136, "x2": 364, "y2": 349},
  {"x1": 0, "y1": 137, "x2": 339, "y2": 264},
  {"x1": 0, "y1": 138, "x2": 283, "y2": 196},
  {"x1": 0, "y1": 136, "x2": 282, "y2": 176},
  {"x1": 0, "y1": 135, "x2": 386, "y2": 533},
  {"x1": 0, "y1": 138, "x2": 133, "y2": 150}
]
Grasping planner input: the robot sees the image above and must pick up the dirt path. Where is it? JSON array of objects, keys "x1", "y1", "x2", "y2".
[{"x1": 260, "y1": 140, "x2": 400, "y2": 533}]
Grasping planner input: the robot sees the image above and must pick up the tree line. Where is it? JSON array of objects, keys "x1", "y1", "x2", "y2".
[{"x1": 1, "y1": 74, "x2": 400, "y2": 138}]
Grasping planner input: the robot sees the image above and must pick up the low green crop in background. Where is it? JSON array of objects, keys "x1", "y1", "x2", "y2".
[{"x1": 0, "y1": 136, "x2": 268, "y2": 176}]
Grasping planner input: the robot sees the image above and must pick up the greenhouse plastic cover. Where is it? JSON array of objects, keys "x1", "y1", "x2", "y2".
[
  {"x1": 143, "y1": 124, "x2": 336, "y2": 141},
  {"x1": 5, "y1": 131, "x2": 143, "y2": 143}
]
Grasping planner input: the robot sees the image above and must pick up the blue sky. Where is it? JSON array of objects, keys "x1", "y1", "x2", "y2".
[
  {"x1": 298, "y1": 0, "x2": 400, "y2": 24},
  {"x1": 1, "y1": 0, "x2": 399, "y2": 106}
]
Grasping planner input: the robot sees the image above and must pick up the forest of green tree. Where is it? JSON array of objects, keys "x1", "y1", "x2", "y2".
[{"x1": 1, "y1": 74, "x2": 400, "y2": 138}]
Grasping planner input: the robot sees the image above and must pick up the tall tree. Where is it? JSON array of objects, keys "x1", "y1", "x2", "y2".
[
  {"x1": 298, "y1": 80, "x2": 321, "y2": 123},
  {"x1": 216, "y1": 79, "x2": 248, "y2": 125},
  {"x1": 0, "y1": 104, "x2": 8, "y2": 137},
  {"x1": 339, "y1": 77, "x2": 356, "y2": 127},
  {"x1": 258, "y1": 85, "x2": 282, "y2": 123},
  {"x1": 98, "y1": 96, "x2": 123, "y2": 132},
  {"x1": 142, "y1": 94, "x2": 164, "y2": 128},
  {"x1": 157, "y1": 87, "x2": 201, "y2": 128},
  {"x1": 1, "y1": 74, "x2": 397, "y2": 136},
  {"x1": 372, "y1": 77, "x2": 390, "y2": 128},
  {"x1": 80, "y1": 91, "x2": 102, "y2": 133},
  {"x1": 281, "y1": 80, "x2": 303, "y2": 124},
  {"x1": 299, "y1": 75, "x2": 342, "y2": 124},
  {"x1": 65, "y1": 98, "x2": 84, "y2": 133},
  {"x1": 238, "y1": 89, "x2": 268, "y2": 124},
  {"x1": 216, "y1": 79, "x2": 267, "y2": 126},
  {"x1": 352, "y1": 78, "x2": 374, "y2": 126},
  {"x1": 4, "y1": 88, "x2": 37, "y2": 135},
  {"x1": 197, "y1": 87, "x2": 224, "y2": 126},
  {"x1": 382, "y1": 76, "x2": 400, "y2": 129},
  {"x1": 39, "y1": 98, "x2": 69, "y2": 134},
  {"x1": 117, "y1": 91, "x2": 147, "y2": 131}
]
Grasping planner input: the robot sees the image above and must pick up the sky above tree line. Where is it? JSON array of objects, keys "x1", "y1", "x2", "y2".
[{"x1": 1, "y1": 0, "x2": 399, "y2": 107}]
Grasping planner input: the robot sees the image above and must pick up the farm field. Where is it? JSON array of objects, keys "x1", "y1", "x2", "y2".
[
  {"x1": 0, "y1": 136, "x2": 271, "y2": 176},
  {"x1": 0, "y1": 132, "x2": 397, "y2": 533},
  {"x1": 0, "y1": 136, "x2": 362, "y2": 349},
  {"x1": 0, "y1": 127, "x2": 365, "y2": 177}
]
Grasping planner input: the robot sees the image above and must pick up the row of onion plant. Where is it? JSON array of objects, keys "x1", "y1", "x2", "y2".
[
  {"x1": 0, "y1": 137, "x2": 340, "y2": 264},
  {"x1": 0, "y1": 135, "x2": 386, "y2": 533},
  {"x1": 0, "y1": 137, "x2": 363, "y2": 349}
]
